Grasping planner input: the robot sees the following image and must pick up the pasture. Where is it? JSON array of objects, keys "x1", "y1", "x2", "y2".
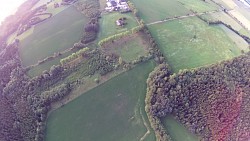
[
  {"x1": 98, "y1": 12, "x2": 138, "y2": 40},
  {"x1": 19, "y1": 6, "x2": 88, "y2": 67},
  {"x1": 148, "y1": 17, "x2": 248, "y2": 72},
  {"x1": 130, "y1": 0, "x2": 191, "y2": 23},
  {"x1": 45, "y1": 61, "x2": 156, "y2": 141},
  {"x1": 101, "y1": 33, "x2": 149, "y2": 62}
]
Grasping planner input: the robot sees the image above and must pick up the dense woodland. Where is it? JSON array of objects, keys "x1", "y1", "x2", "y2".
[{"x1": 146, "y1": 53, "x2": 250, "y2": 141}]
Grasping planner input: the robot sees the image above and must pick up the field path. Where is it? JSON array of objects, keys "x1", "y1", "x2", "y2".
[
  {"x1": 139, "y1": 107, "x2": 151, "y2": 141},
  {"x1": 146, "y1": 10, "x2": 220, "y2": 26}
]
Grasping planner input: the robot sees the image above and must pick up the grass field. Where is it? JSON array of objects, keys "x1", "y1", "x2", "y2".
[
  {"x1": 101, "y1": 33, "x2": 149, "y2": 62},
  {"x1": 163, "y1": 115, "x2": 200, "y2": 141},
  {"x1": 148, "y1": 17, "x2": 248, "y2": 72},
  {"x1": 177, "y1": 0, "x2": 219, "y2": 13},
  {"x1": 45, "y1": 61, "x2": 156, "y2": 141},
  {"x1": 19, "y1": 6, "x2": 88, "y2": 67},
  {"x1": 98, "y1": 12, "x2": 138, "y2": 41},
  {"x1": 130, "y1": 0, "x2": 191, "y2": 23}
]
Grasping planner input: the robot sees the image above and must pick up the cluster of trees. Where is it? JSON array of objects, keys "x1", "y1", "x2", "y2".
[
  {"x1": 146, "y1": 53, "x2": 250, "y2": 141},
  {"x1": 141, "y1": 27, "x2": 166, "y2": 64},
  {"x1": 74, "y1": 0, "x2": 101, "y2": 44},
  {"x1": 81, "y1": 18, "x2": 100, "y2": 44},
  {"x1": 0, "y1": 0, "x2": 40, "y2": 43},
  {"x1": 60, "y1": 47, "x2": 90, "y2": 65},
  {"x1": 127, "y1": 1, "x2": 139, "y2": 18},
  {"x1": 0, "y1": 0, "x2": 120, "y2": 140},
  {"x1": 59, "y1": 47, "x2": 118, "y2": 79}
]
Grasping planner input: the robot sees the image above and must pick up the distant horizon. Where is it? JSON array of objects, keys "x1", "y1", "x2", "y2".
[{"x1": 0, "y1": 0, "x2": 26, "y2": 25}]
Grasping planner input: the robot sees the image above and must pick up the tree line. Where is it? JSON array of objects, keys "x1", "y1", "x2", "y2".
[{"x1": 146, "y1": 52, "x2": 250, "y2": 141}]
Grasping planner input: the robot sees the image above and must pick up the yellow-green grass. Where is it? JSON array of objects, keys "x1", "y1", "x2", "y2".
[
  {"x1": 101, "y1": 33, "x2": 149, "y2": 62},
  {"x1": 148, "y1": 17, "x2": 247, "y2": 72},
  {"x1": 239, "y1": 28, "x2": 250, "y2": 38},
  {"x1": 130, "y1": 0, "x2": 192, "y2": 23},
  {"x1": 98, "y1": 12, "x2": 139, "y2": 41},
  {"x1": 19, "y1": 6, "x2": 88, "y2": 67},
  {"x1": 201, "y1": 12, "x2": 250, "y2": 38},
  {"x1": 177, "y1": 0, "x2": 219, "y2": 13},
  {"x1": 163, "y1": 115, "x2": 200, "y2": 141},
  {"x1": 219, "y1": 24, "x2": 249, "y2": 51},
  {"x1": 45, "y1": 60, "x2": 156, "y2": 141}
]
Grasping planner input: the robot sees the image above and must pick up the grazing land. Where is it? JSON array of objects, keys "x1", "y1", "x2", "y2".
[
  {"x1": 101, "y1": 33, "x2": 149, "y2": 62},
  {"x1": 130, "y1": 0, "x2": 192, "y2": 23},
  {"x1": 98, "y1": 12, "x2": 138, "y2": 41},
  {"x1": 19, "y1": 6, "x2": 88, "y2": 67},
  {"x1": 45, "y1": 61, "x2": 156, "y2": 141},
  {"x1": 148, "y1": 17, "x2": 247, "y2": 72}
]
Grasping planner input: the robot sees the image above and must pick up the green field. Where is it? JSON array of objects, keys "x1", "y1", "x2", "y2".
[
  {"x1": 101, "y1": 33, "x2": 149, "y2": 62},
  {"x1": 177, "y1": 0, "x2": 219, "y2": 13},
  {"x1": 148, "y1": 17, "x2": 248, "y2": 72},
  {"x1": 130, "y1": 0, "x2": 191, "y2": 23},
  {"x1": 19, "y1": 6, "x2": 88, "y2": 67},
  {"x1": 45, "y1": 61, "x2": 156, "y2": 141},
  {"x1": 163, "y1": 115, "x2": 200, "y2": 141},
  {"x1": 98, "y1": 12, "x2": 138, "y2": 41}
]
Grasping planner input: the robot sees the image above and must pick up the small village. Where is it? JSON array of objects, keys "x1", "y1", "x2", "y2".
[
  {"x1": 105, "y1": 0, "x2": 130, "y2": 12},
  {"x1": 104, "y1": 0, "x2": 131, "y2": 27}
]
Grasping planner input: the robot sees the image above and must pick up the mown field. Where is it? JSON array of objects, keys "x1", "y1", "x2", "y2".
[
  {"x1": 148, "y1": 17, "x2": 248, "y2": 72},
  {"x1": 130, "y1": 0, "x2": 191, "y2": 23},
  {"x1": 98, "y1": 12, "x2": 138, "y2": 41},
  {"x1": 101, "y1": 33, "x2": 149, "y2": 62},
  {"x1": 45, "y1": 61, "x2": 156, "y2": 141},
  {"x1": 19, "y1": 6, "x2": 88, "y2": 67}
]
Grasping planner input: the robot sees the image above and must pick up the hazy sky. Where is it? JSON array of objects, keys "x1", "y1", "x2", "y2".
[{"x1": 0, "y1": 0, "x2": 26, "y2": 24}]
